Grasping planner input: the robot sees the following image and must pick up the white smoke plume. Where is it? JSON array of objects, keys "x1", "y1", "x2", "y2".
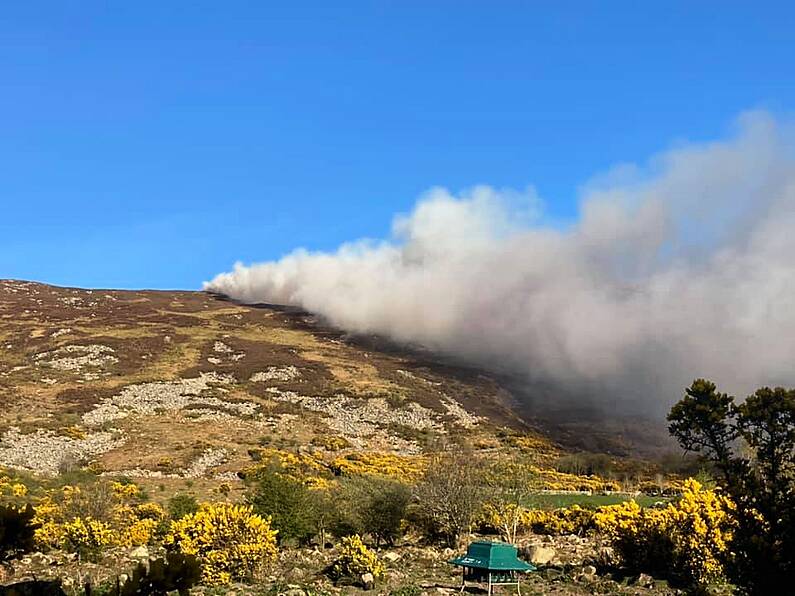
[{"x1": 206, "y1": 111, "x2": 795, "y2": 414}]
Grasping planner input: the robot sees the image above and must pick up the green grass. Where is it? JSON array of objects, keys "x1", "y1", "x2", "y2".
[{"x1": 520, "y1": 492, "x2": 668, "y2": 509}]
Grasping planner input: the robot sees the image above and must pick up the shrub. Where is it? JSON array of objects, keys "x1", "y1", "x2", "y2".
[
  {"x1": 125, "y1": 518, "x2": 158, "y2": 547},
  {"x1": 330, "y1": 452, "x2": 426, "y2": 483},
  {"x1": 167, "y1": 494, "x2": 199, "y2": 520},
  {"x1": 164, "y1": 502, "x2": 278, "y2": 585},
  {"x1": 411, "y1": 453, "x2": 486, "y2": 546},
  {"x1": 32, "y1": 480, "x2": 160, "y2": 554},
  {"x1": 0, "y1": 472, "x2": 29, "y2": 504},
  {"x1": 480, "y1": 503, "x2": 596, "y2": 538},
  {"x1": 248, "y1": 467, "x2": 320, "y2": 545},
  {"x1": 135, "y1": 502, "x2": 166, "y2": 521},
  {"x1": 61, "y1": 516, "x2": 114, "y2": 558},
  {"x1": 594, "y1": 478, "x2": 734, "y2": 588},
  {"x1": 329, "y1": 535, "x2": 384, "y2": 586},
  {"x1": 0, "y1": 504, "x2": 37, "y2": 561},
  {"x1": 332, "y1": 477, "x2": 410, "y2": 546}
]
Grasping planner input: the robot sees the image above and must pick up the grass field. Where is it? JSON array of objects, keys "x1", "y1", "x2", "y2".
[{"x1": 521, "y1": 492, "x2": 668, "y2": 509}]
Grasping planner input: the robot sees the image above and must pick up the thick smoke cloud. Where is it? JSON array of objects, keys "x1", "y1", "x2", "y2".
[{"x1": 206, "y1": 112, "x2": 795, "y2": 414}]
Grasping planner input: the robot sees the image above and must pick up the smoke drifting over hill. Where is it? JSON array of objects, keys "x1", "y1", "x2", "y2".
[{"x1": 206, "y1": 112, "x2": 795, "y2": 414}]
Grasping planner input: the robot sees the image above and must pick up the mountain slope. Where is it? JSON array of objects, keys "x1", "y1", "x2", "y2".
[{"x1": 0, "y1": 280, "x2": 551, "y2": 489}]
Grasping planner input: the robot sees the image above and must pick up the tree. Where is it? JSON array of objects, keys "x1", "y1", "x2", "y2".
[
  {"x1": 486, "y1": 459, "x2": 540, "y2": 544},
  {"x1": 411, "y1": 452, "x2": 486, "y2": 547},
  {"x1": 667, "y1": 379, "x2": 795, "y2": 593},
  {"x1": 667, "y1": 379, "x2": 737, "y2": 465},
  {"x1": 332, "y1": 476, "x2": 410, "y2": 547}
]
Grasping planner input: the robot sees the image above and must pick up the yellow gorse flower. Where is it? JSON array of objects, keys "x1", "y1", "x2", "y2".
[
  {"x1": 165, "y1": 502, "x2": 278, "y2": 585},
  {"x1": 330, "y1": 534, "x2": 384, "y2": 582}
]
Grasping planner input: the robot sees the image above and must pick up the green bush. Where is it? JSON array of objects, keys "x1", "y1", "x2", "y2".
[
  {"x1": 247, "y1": 468, "x2": 320, "y2": 545},
  {"x1": 332, "y1": 476, "x2": 410, "y2": 546},
  {"x1": 167, "y1": 494, "x2": 199, "y2": 521}
]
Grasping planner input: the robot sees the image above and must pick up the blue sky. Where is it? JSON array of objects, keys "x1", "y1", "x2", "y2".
[{"x1": 1, "y1": 2, "x2": 793, "y2": 289}]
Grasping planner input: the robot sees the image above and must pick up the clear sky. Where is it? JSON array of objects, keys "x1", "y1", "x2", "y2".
[{"x1": 1, "y1": 2, "x2": 793, "y2": 289}]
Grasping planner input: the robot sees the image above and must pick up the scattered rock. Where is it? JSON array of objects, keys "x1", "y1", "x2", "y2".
[
  {"x1": 129, "y1": 546, "x2": 149, "y2": 559},
  {"x1": 526, "y1": 545, "x2": 556, "y2": 566},
  {"x1": 0, "y1": 427, "x2": 123, "y2": 476},
  {"x1": 34, "y1": 344, "x2": 118, "y2": 373},
  {"x1": 82, "y1": 372, "x2": 250, "y2": 428},
  {"x1": 574, "y1": 564, "x2": 597, "y2": 582},
  {"x1": 595, "y1": 545, "x2": 617, "y2": 566},
  {"x1": 383, "y1": 551, "x2": 401, "y2": 563},
  {"x1": 183, "y1": 448, "x2": 228, "y2": 478},
  {"x1": 361, "y1": 572, "x2": 375, "y2": 590},
  {"x1": 633, "y1": 572, "x2": 655, "y2": 587},
  {"x1": 251, "y1": 366, "x2": 301, "y2": 382}
]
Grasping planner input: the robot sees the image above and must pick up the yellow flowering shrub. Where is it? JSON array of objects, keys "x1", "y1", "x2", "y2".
[
  {"x1": 480, "y1": 502, "x2": 596, "y2": 537},
  {"x1": 111, "y1": 481, "x2": 141, "y2": 499},
  {"x1": 483, "y1": 460, "x2": 620, "y2": 493},
  {"x1": 0, "y1": 470, "x2": 32, "y2": 506},
  {"x1": 243, "y1": 447, "x2": 332, "y2": 488},
  {"x1": 592, "y1": 499, "x2": 643, "y2": 539},
  {"x1": 31, "y1": 479, "x2": 159, "y2": 552},
  {"x1": 506, "y1": 435, "x2": 560, "y2": 462},
  {"x1": 61, "y1": 517, "x2": 114, "y2": 554},
  {"x1": 311, "y1": 435, "x2": 350, "y2": 451},
  {"x1": 594, "y1": 478, "x2": 734, "y2": 587},
  {"x1": 330, "y1": 535, "x2": 384, "y2": 585},
  {"x1": 330, "y1": 452, "x2": 426, "y2": 482},
  {"x1": 135, "y1": 502, "x2": 166, "y2": 521},
  {"x1": 533, "y1": 466, "x2": 621, "y2": 492},
  {"x1": 32, "y1": 497, "x2": 64, "y2": 549},
  {"x1": 164, "y1": 502, "x2": 278, "y2": 585},
  {"x1": 126, "y1": 518, "x2": 158, "y2": 546}
]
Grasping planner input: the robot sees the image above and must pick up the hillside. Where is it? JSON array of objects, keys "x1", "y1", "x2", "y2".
[
  {"x1": 0, "y1": 279, "x2": 558, "y2": 488},
  {"x1": 0, "y1": 280, "x2": 716, "y2": 595}
]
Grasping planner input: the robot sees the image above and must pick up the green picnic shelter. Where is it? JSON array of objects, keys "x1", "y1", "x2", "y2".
[{"x1": 449, "y1": 541, "x2": 536, "y2": 594}]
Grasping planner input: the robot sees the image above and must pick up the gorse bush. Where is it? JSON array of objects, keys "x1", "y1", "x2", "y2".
[
  {"x1": 61, "y1": 516, "x2": 114, "y2": 557},
  {"x1": 164, "y1": 502, "x2": 278, "y2": 585},
  {"x1": 0, "y1": 471, "x2": 29, "y2": 507},
  {"x1": 480, "y1": 503, "x2": 596, "y2": 538},
  {"x1": 594, "y1": 478, "x2": 734, "y2": 588},
  {"x1": 329, "y1": 534, "x2": 384, "y2": 586},
  {"x1": 330, "y1": 452, "x2": 426, "y2": 483},
  {"x1": 30, "y1": 480, "x2": 161, "y2": 557}
]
